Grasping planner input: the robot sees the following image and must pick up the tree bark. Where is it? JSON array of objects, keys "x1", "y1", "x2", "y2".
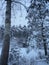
[
  {"x1": 41, "y1": 22, "x2": 47, "y2": 56},
  {"x1": 0, "y1": 0, "x2": 11, "y2": 65}
]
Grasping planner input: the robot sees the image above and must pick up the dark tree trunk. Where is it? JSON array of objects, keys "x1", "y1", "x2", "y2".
[
  {"x1": 43, "y1": 40, "x2": 47, "y2": 55},
  {"x1": 0, "y1": 0, "x2": 11, "y2": 65},
  {"x1": 41, "y1": 22, "x2": 47, "y2": 56}
]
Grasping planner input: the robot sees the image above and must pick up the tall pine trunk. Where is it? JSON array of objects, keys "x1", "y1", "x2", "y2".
[{"x1": 0, "y1": 0, "x2": 11, "y2": 65}]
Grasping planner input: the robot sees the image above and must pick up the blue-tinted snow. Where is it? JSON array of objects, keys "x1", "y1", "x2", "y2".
[
  {"x1": 20, "y1": 48, "x2": 39, "y2": 60},
  {"x1": 46, "y1": 2, "x2": 49, "y2": 10},
  {"x1": 44, "y1": 16, "x2": 49, "y2": 27}
]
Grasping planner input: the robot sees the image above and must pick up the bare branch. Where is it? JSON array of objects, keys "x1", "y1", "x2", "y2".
[{"x1": 12, "y1": 0, "x2": 28, "y2": 12}]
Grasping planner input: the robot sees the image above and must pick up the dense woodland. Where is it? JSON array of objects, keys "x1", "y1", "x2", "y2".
[{"x1": 0, "y1": 0, "x2": 49, "y2": 65}]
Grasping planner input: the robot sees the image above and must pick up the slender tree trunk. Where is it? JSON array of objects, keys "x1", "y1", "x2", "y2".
[
  {"x1": 0, "y1": 0, "x2": 11, "y2": 65},
  {"x1": 41, "y1": 22, "x2": 47, "y2": 56}
]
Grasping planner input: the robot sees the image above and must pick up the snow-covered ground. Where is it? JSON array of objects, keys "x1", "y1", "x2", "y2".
[
  {"x1": 20, "y1": 48, "x2": 39, "y2": 60},
  {"x1": 0, "y1": 46, "x2": 49, "y2": 65},
  {"x1": 0, "y1": 39, "x2": 49, "y2": 65},
  {"x1": 19, "y1": 48, "x2": 49, "y2": 65}
]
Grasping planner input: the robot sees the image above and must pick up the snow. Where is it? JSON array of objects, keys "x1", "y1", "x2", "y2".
[
  {"x1": 45, "y1": 16, "x2": 49, "y2": 19},
  {"x1": 27, "y1": 49, "x2": 38, "y2": 60},
  {"x1": 20, "y1": 48, "x2": 39, "y2": 60},
  {"x1": 30, "y1": 40, "x2": 37, "y2": 47},
  {"x1": 46, "y1": 2, "x2": 49, "y2": 10},
  {"x1": 33, "y1": 31, "x2": 39, "y2": 35},
  {"x1": 44, "y1": 16, "x2": 49, "y2": 27},
  {"x1": 19, "y1": 48, "x2": 49, "y2": 65},
  {"x1": 20, "y1": 48, "x2": 27, "y2": 57},
  {"x1": 36, "y1": 1, "x2": 40, "y2": 5},
  {"x1": 37, "y1": 61, "x2": 49, "y2": 65},
  {"x1": 0, "y1": 46, "x2": 49, "y2": 65}
]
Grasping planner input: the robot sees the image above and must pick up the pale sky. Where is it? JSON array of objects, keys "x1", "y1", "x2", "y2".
[{"x1": 0, "y1": 0, "x2": 30, "y2": 26}]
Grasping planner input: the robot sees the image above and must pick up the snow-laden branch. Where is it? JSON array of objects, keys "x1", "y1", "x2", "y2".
[{"x1": 12, "y1": 0, "x2": 28, "y2": 12}]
